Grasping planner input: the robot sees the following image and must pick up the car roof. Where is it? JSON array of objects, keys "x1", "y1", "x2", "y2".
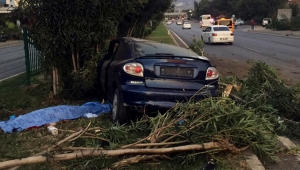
[{"x1": 123, "y1": 37, "x2": 209, "y2": 60}]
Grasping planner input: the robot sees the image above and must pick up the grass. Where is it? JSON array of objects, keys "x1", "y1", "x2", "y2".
[
  {"x1": 0, "y1": 23, "x2": 250, "y2": 170},
  {"x1": 145, "y1": 22, "x2": 177, "y2": 46}
]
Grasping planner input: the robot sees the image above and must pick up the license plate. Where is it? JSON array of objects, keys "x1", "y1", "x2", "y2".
[
  {"x1": 220, "y1": 38, "x2": 228, "y2": 40},
  {"x1": 160, "y1": 67, "x2": 194, "y2": 78}
]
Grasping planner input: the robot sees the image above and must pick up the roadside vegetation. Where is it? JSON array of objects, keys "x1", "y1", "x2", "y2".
[
  {"x1": 1, "y1": 21, "x2": 300, "y2": 169},
  {"x1": 1, "y1": 0, "x2": 300, "y2": 169}
]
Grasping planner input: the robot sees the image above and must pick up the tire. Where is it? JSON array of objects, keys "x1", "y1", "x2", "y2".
[
  {"x1": 112, "y1": 88, "x2": 129, "y2": 124},
  {"x1": 201, "y1": 36, "x2": 204, "y2": 41},
  {"x1": 229, "y1": 42, "x2": 233, "y2": 45},
  {"x1": 208, "y1": 38, "x2": 212, "y2": 45}
]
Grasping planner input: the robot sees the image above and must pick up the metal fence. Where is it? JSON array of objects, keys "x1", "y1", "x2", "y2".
[{"x1": 22, "y1": 27, "x2": 42, "y2": 85}]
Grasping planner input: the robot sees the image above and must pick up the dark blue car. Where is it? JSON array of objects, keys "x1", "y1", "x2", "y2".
[{"x1": 97, "y1": 37, "x2": 219, "y2": 123}]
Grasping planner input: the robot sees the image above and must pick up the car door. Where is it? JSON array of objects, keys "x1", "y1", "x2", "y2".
[
  {"x1": 105, "y1": 40, "x2": 130, "y2": 100},
  {"x1": 204, "y1": 27, "x2": 211, "y2": 41},
  {"x1": 100, "y1": 39, "x2": 120, "y2": 96}
]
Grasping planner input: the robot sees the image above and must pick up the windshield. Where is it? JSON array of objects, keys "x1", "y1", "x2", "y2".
[{"x1": 213, "y1": 27, "x2": 230, "y2": 31}]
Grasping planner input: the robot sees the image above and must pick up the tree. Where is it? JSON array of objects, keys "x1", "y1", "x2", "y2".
[
  {"x1": 289, "y1": 1, "x2": 300, "y2": 17},
  {"x1": 12, "y1": 0, "x2": 173, "y2": 96}
]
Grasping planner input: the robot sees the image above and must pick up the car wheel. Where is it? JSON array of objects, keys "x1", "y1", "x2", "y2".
[
  {"x1": 112, "y1": 88, "x2": 129, "y2": 124},
  {"x1": 229, "y1": 42, "x2": 233, "y2": 45},
  {"x1": 208, "y1": 38, "x2": 212, "y2": 45},
  {"x1": 201, "y1": 36, "x2": 204, "y2": 41}
]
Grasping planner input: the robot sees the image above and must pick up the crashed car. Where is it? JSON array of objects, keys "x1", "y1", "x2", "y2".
[{"x1": 97, "y1": 37, "x2": 219, "y2": 123}]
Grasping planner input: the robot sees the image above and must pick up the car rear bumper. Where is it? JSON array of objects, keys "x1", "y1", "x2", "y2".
[
  {"x1": 119, "y1": 85, "x2": 218, "y2": 112},
  {"x1": 211, "y1": 37, "x2": 234, "y2": 43}
]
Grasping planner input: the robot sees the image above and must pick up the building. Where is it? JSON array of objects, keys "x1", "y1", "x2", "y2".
[{"x1": 0, "y1": 0, "x2": 19, "y2": 13}]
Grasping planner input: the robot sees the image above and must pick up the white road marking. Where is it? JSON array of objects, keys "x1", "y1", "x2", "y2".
[
  {"x1": 243, "y1": 47, "x2": 262, "y2": 53},
  {"x1": 0, "y1": 72, "x2": 25, "y2": 83},
  {"x1": 168, "y1": 28, "x2": 189, "y2": 48}
]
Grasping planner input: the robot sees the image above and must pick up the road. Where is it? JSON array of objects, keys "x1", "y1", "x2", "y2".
[
  {"x1": 0, "y1": 42, "x2": 25, "y2": 81},
  {"x1": 166, "y1": 22, "x2": 300, "y2": 81}
]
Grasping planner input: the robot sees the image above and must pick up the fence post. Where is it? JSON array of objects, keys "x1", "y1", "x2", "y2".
[{"x1": 23, "y1": 27, "x2": 31, "y2": 85}]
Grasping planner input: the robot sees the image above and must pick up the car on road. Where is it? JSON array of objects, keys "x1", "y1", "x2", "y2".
[
  {"x1": 166, "y1": 20, "x2": 172, "y2": 25},
  {"x1": 182, "y1": 22, "x2": 191, "y2": 29},
  {"x1": 97, "y1": 37, "x2": 219, "y2": 124},
  {"x1": 235, "y1": 19, "x2": 244, "y2": 25},
  {"x1": 262, "y1": 18, "x2": 272, "y2": 27},
  {"x1": 201, "y1": 25, "x2": 234, "y2": 45},
  {"x1": 176, "y1": 20, "x2": 183, "y2": 25}
]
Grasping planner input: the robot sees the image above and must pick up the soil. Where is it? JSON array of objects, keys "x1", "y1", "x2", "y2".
[{"x1": 207, "y1": 55, "x2": 300, "y2": 85}]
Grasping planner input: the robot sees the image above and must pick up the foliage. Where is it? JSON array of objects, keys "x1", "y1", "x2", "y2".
[
  {"x1": 221, "y1": 61, "x2": 300, "y2": 138},
  {"x1": 289, "y1": 1, "x2": 300, "y2": 17},
  {"x1": 189, "y1": 37, "x2": 205, "y2": 56},
  {"x1": 194, "y1": 0, "x2": 286, "y2": 21},
  {"x1": 290, "y1": 16, "x2": 300, "y2": 31},
  {"x1": 11, "y1": 0, "x2": 172, "y2": 97},
  {"x1": 269, "y1": 14, "x2": 291, "y2": 30}
]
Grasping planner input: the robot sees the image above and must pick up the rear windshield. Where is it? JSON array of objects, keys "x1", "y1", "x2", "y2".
[
  {"x1": 134, "y1": 41, "x2": 200, "y2": 58},
  {"x1": 213, "y1": 27, "x2": 230, "y2": 31},
  {"x1": 184, "y1": 22, "x2": 190, "y2": 24}
]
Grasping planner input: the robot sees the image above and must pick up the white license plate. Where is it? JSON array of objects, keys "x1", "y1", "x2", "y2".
[{"x1": 220, "y1": 38, "x2": 228, "y2": 40}]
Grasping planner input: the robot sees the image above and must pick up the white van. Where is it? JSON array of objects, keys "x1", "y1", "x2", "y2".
[{"x1": 200, "y1": 14, "x2": 213, "y2": 28}]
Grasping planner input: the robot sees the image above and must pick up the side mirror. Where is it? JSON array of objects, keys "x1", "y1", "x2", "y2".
[{"x1": 202, "y1": 30, "x2": 206, "y2": 32}]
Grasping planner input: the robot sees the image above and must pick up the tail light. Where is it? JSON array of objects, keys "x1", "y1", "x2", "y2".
[
  {"x1": 212, "y1": 33, "x2": 217, "y2": 36},
  {"x1": 230, "y1": 33, "x2": 234, "y2": 36},
  {"x1": 123, "y1": 63, "x2": 144, "y2": 77},
  {"x1": 206, "y1": 67, "x2": 219, "y2": 80}
]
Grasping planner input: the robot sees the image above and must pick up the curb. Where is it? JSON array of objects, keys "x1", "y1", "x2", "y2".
[
  {"x1": 243, "y1": 148, "x2": 265, "y2": 170},
  {"x1": 278, "y1": 136, "x2": 300, "y2": 162}
]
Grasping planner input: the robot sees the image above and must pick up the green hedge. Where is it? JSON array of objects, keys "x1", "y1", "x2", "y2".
[{"x1": 291, "y1": 16, "x2": 300, "y2": 31}]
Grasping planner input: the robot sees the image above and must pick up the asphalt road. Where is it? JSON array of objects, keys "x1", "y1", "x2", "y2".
[
  {"x1": 0, "y1": 42, "x2": 25, "y2": 81},
  {"x1": 167, "y1": 22, "x2": 300, "y2": 81}
]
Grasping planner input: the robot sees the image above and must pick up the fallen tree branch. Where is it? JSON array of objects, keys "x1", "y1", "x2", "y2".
[{"x1": 0, "y1": 143, "x2": 226, "y2": 169}]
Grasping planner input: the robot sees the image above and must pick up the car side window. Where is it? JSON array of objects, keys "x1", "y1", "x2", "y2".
[
  {"x1": 113, "y1": 42, "x2": 127, "y2": 60},
  {"x1": 106, "y1": 40, "x2": 120, "y2": 59},
  {"x1": 206, "y1": 27, "x2": 211, "y2": 32}
]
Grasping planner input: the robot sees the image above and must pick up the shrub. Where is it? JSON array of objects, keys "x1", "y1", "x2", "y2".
[
  {"x1": 269, "y1": 17, "x2": 290, "y2": 30},
  {"x1": 144, "y1": 27, "x2": 152, "y2": 37},
  {"x1": 290, "y1": 16, "x2": 300, "y2": 31}
]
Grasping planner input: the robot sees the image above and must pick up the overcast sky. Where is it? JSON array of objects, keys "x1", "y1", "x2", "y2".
[{"x1": 173, "y1": 0, "x2": 201, "y2": 11}]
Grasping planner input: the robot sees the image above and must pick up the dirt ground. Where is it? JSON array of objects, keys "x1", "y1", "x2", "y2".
[{"x1": 207, "y1": 54, "x2": 300, "y2": 85}]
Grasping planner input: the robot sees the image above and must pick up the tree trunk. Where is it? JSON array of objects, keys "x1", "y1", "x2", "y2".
[{"x1": 52, "y1": 66, "x2": 59, "y2": 95}]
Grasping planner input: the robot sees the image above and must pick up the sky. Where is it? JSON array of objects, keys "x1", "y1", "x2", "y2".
[{"x1": 173, "y1": 0, "x2": 201, "y2": 11}]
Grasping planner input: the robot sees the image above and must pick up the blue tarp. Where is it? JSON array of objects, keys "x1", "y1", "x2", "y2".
[{"x1": 0, "y1": 102, "x2": 111, "y2": 133}]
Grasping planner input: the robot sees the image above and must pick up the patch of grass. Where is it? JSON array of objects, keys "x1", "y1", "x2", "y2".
[{"x1": 145, "y1": 22, "x2": 177, "y2": 46}]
